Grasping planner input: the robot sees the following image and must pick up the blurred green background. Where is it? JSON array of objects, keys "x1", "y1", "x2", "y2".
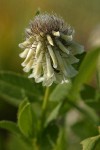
[
  {"x1": 0, "y1": 0, "x2": 100, "y2": 149},
  {"x1": 0, "y1": 0, "x2": 100, "y2": 71}
]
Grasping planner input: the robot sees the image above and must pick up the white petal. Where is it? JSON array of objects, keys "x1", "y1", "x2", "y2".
[
  {"x1": 71, "y1": 42, "x2": 84, "y2": 55},
  {"x1": 28, "y1": 72, "x2": 34, "y2": 78},
  {"x1": 42, "y1": 62, "x2": 47, "y2": 78},
  {"x1": 33, "y1": 52, "x2": 44, "y2": 78},
  {"x1": 32, "y1": 41, "x2": 37, "y2": 49},
  {"x1": 52, "y1": 31, "x2": 60, "y2": 37},
  {"x1": 37, "y1": 51, "x2": 44, "y2": 63},
  {"x1": 63, "y1": 60, "x2": 78, "y2": 77},
  {"x1": 67, "y1": 55, "x2": 79, "y2": 64},
  {"x1": 42, "y1": 61, "x2": 56, "y2": 86},
  {"x1": 59, "y1": 51, "x2": 79, "y2": 64},
  {"x1": 61, "y1": 33, "x2": 73, "y2": 42},
  {"x1": 23, "y1": 59, "x2": 33, "y2": 72},
  {"x1": 47, "y1": 35, "x2": 54, "y2": 46},
  {"x1": 55, "y1": 39, "x2": 70, "y2": 54},
  {"x1": 35, "y1": 77, "x2": 44, "y2": 83},
  {"x1": 19, "y1": 40, "x2": 31, "y2": 49},
  {"x1": 45, "y1": 52, "x2": 54, "y2": 78},
  {"x1": 64, "y1": 79, "x2": 69, "y2": 83},
  {"x1": 54, "y1": 49, "x2": 67, "y2": 76},
  {"x1": 54, "y1": 71, "x2": 69, "y2": 84},
  {"x1": 33, "y1": 63, "x2": 42, "y2": 78},
  {"x1": 19, "y1": 48, "x2": 29, "y2": 58},
  {"x1": 42, "y1": 77, "x2": 54, "y2": 87},
  {"x1": 35, "y1": 41, "x2": 42, "y2": 58},
  {"x1": 19, "y1": 36, "x2": 34, "y2": 48},
  {"x1": 54, "y1": 72, "x2": 63, "y2": 83},
  {"x1": 47, "y1": 45, "x2": 58, "y2": 68},
  {"x1": 25, "y1": 28, "x2": 32, "y2": 34},
  {"x1": 21, "y1": 48, "x2": 34, "y2": 66}
]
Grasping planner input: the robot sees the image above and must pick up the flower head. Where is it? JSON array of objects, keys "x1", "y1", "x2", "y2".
[{"x1": 19, "y1": 13, "x2": 84, "y2": 86}]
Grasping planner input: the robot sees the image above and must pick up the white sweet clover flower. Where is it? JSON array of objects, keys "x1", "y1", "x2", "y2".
[{"x1": 19, "y1": 13, "x2": 84, "y2": 86}]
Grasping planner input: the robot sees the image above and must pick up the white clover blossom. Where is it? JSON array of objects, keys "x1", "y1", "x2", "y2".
[{"x1": 19, "y1": 13, "x2": 84, "y2": 86}]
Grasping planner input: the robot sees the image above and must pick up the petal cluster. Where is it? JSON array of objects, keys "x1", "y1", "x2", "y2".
[{"x1": 19, "y1": 14, "x2": 84, "y2": 86}]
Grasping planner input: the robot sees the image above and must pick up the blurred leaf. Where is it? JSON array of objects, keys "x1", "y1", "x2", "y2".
[
  {"x1": 98, "y1": 127, "x2": 100, "y2": 134},
  {"x1": 80, "y1": 84, "x2": 100, "y2": 111},
  {"x1": 86, "y1": 101, "x2": 100, "y2": 111},
  {"x1": 0, "y1": 121, "x2": 21, "y2": 135},
  {"x1": 0, "y1": 80, "x2": 24, "y2": 106},
  {"x1": 77, "y1": 102, "x2": 99, "y2": 124},
  {"x1": 0, "y1": 134, "x2": 5, "y2": 150},
  {"x1": 7, "y1": 134, "x2": 33, "y2": 150},
  {"x1": 69, "y1": 48, "x2": 100, "y2": 99},
  {"x1": 17, "y1": 99, "x2": 28, "y2": 117},
  {"x1": 80, "y1": 84, "x2": 96, "y2": 101},
  {"x1": 54, "y1": 128, "x2": 67, "y2": 150},
  {"x1": 72, "y1": 120, "x2": 98, "y2": 139},
  {"x1": 0, "y1": 71, "x2": 43, "y2": 106},
  {"x1": 18, "y1": 102, "x2": 35, "y2": 138},
  {"x1": 39, "y1": 122, "x2": 59, "y2": 150},
  {"x1": 45, "y1": 103, "x2": 62, "y2": 127},
  {"x1": 49, "y1": 82, "x2": 71, "y2": 102},
  {"x1": 96, "y1": 53, "x2": 100, "y2": 90},
  {"x1": 81, "y1": 135, "x2": 100, "y2": 150},
  {"x1": 0, "y1": 118, "x2": 33, "y2": 148}
]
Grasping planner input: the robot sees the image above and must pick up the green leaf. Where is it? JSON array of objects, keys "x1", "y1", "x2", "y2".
[
  {"x1": 45, "y1": 103, "x2": 62, "y2": 127},
  {"x1": 86, "y1": 101, "x2": 100, "y2": 111},
  {"x1": 78, "y1": 102, "x2": 99, "y2": 124},
  {"x1": 0, "y1": 121, "x2": 21, "y2": 135},
  {"x1": 81, "y1": 135, "x2": 100, "y2": 150},
  {"x1": 18, "y1": 99, "x2": 28, "y2": 116},
  {"x1": 80, "y1": 84, "x2": 96, "y2": 101},
  {"x1": 54, "y1": 128, "x2": 67, "y2": 150},
  {"x1": 7, "y1": 134, "x2": 33, "y2": 150},
  {"x1": 17, "y1": 102, "x2": 35, "y2": 138},
  {"x1": 80, "y1": 84, "x2": 100, "y2": 111},
  {"x1": 69, "y1": 48, "x2": 100, "y2": 99},
  {"x1": 96, "y1": 52, "x2": 100, "y2": 90},
  {"x1": 98, "y1": 126, "x2": 100, "y2": 134},
  {"x1": 39, "y1": 122, "x2": 59, "y2": 150},
  {"x1": 49, "y1": 82, "x2": 71, "y2": 102},
  {"x1": 0, "y1": 120, "x2": 32, "y2": 146},
  {"x1": 0, "y1": 134, "x2": 5, "y2": 150},
  {"x1": 0, "y1": 71, "x2": 43, "y2": 106},
  {"x1": 72, "y1": 120, "x2": 98, "y2": 139}
]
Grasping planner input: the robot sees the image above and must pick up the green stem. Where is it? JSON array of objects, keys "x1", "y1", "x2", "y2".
[
  {"x1": 41, "y1": 87, "x2": 50, "y2": 130},
  {"x1": 42, "y1": 87, "x2": 50, "y2": 112},
  {"x1": 36, "y1": 87, "x2": 50, "y2": 147}
]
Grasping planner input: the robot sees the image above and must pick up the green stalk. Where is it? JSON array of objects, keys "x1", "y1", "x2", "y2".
[
  {"x1": 36, "y1": 87, "x2": 50, "y2": 149},
  {"x1": 42, "y1": 87, "x2": 50, "y2": 112},
  {"x1": 41, "y1": 87, "x2": 50, "y2": 130}
]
